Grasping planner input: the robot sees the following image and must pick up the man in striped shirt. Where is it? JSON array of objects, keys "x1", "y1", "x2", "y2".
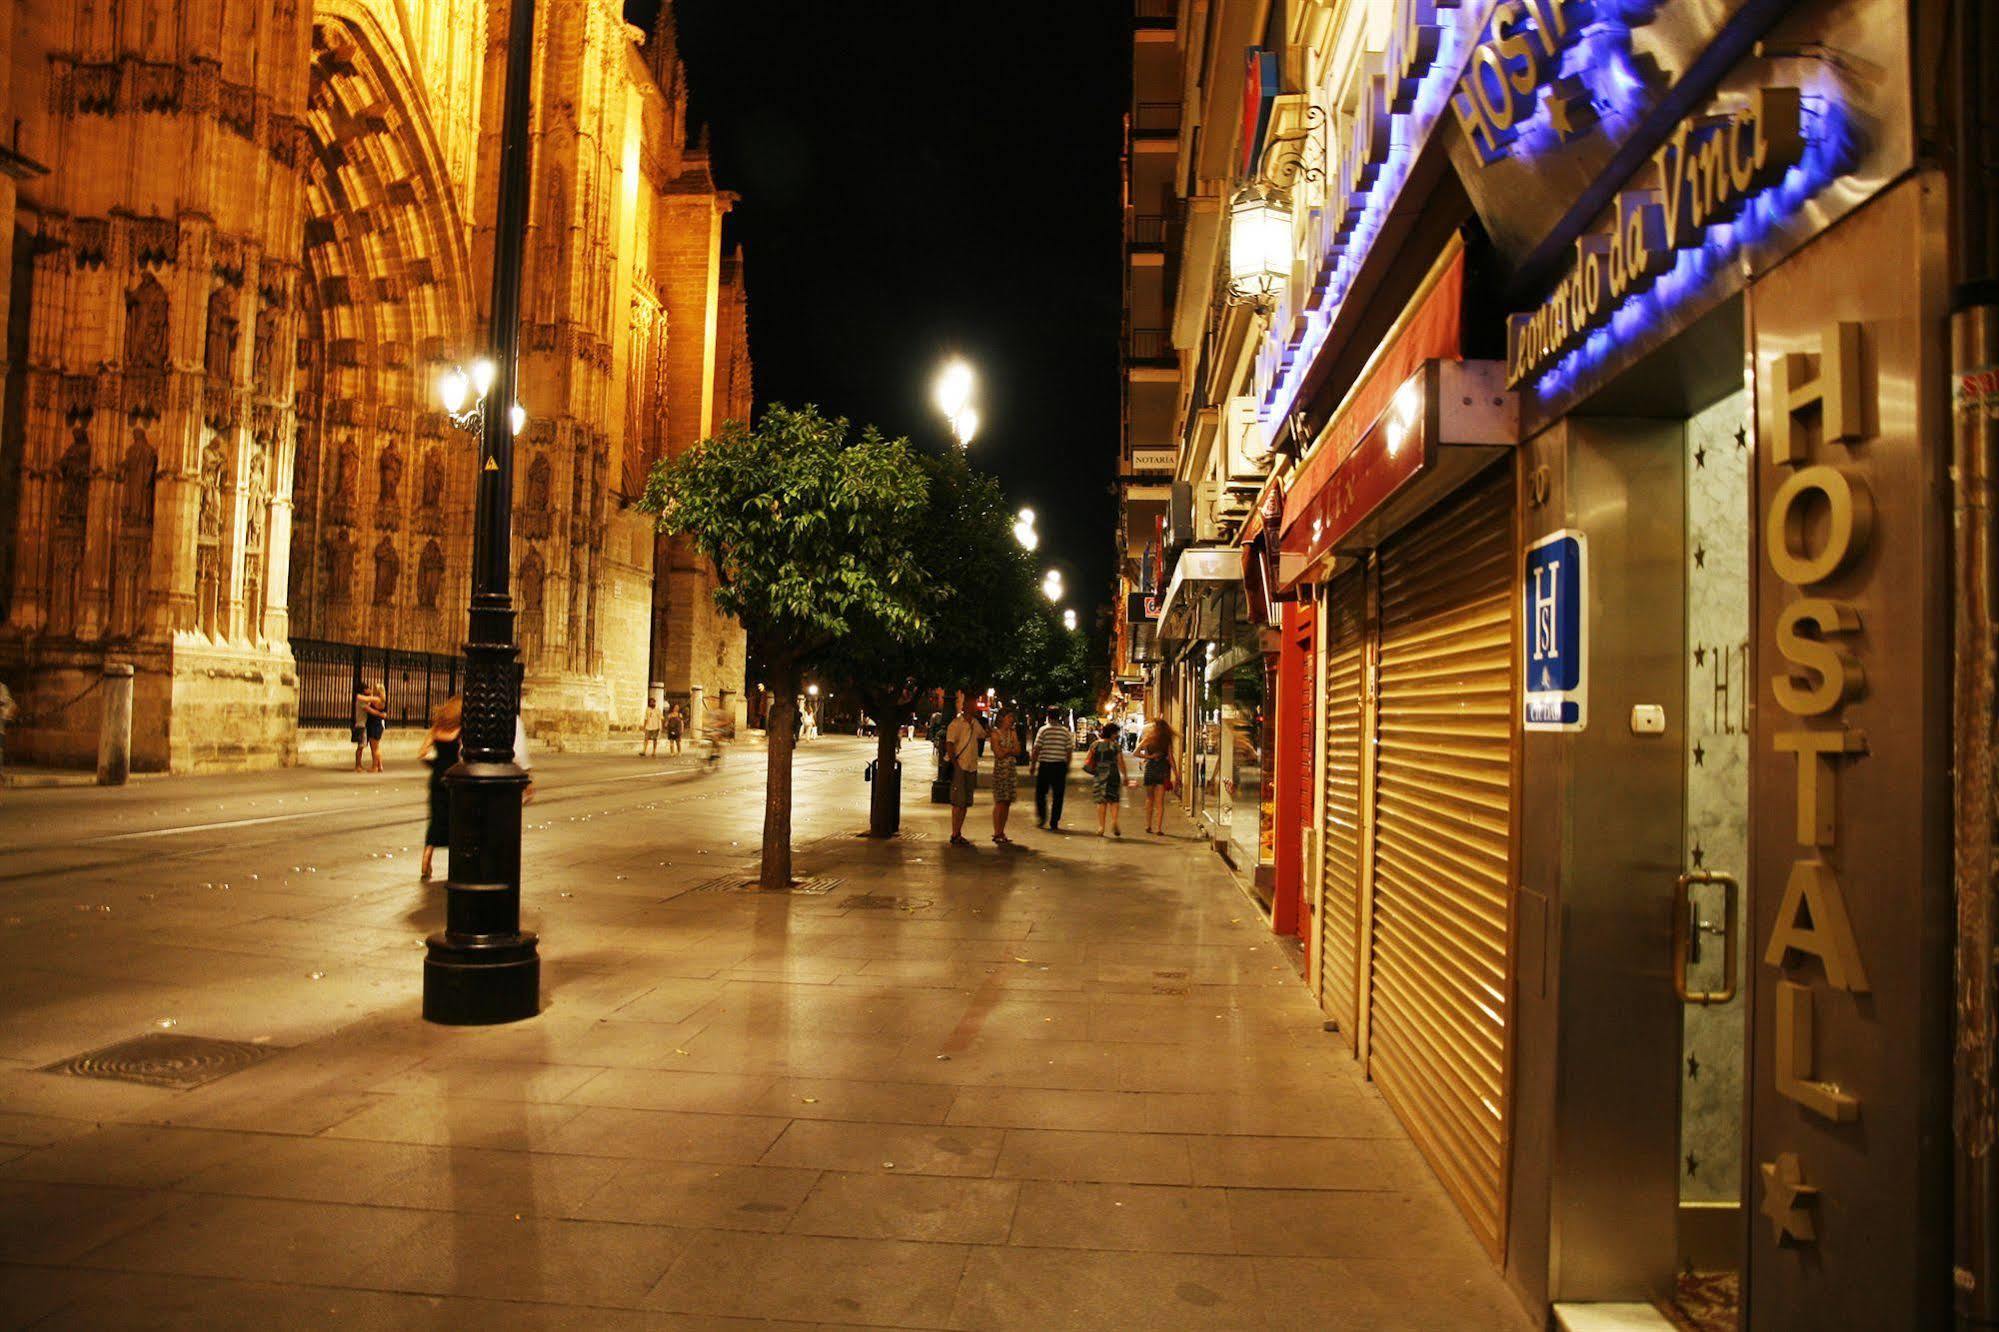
[{"x1": 1031, "y1": 707, "x2": 1076, "y2": 831}]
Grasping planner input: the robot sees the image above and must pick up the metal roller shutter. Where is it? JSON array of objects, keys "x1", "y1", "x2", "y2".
[
  {"x1": 1317, "y1": 569, "x2": 1366, "y2": 1047},
  {"x1": 1367, "y1": 463, "x2": 1517, "y2": 1258}
]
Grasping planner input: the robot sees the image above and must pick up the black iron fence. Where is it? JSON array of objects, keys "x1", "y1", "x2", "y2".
[{"x1": 293, "y1": 638, "x2": 462, "y2": 729}]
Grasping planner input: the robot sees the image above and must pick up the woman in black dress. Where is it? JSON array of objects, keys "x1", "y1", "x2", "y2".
[{"x1": 419, "y1": 695, "x2": 463, "y2": 882}]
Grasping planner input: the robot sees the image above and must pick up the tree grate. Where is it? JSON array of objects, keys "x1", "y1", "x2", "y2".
[
  {"x1": 43, "y1": 1033, "x2": 279, "y2": 1090},
  {"x1": 689, "y1": 875, "x2": 843, "y2": 895}
]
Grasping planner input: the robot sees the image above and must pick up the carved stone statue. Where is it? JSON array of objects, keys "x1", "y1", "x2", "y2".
[
  {"x1": 204, "y1": 286, "x2": 240, "y2": 380},
  {"x1": 124, "y1": 274, "x2": 169, "y2": 371}
]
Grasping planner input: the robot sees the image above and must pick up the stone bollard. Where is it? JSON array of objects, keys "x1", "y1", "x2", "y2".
[
  {"x1": 97, "y1": 663, "x2": 134, "y2": 786},
  {"x1": 689, "y1": 685, "x2": 705, "y2": 741}
]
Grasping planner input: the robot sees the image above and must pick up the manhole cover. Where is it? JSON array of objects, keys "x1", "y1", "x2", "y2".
[
  {"x1": 841, "y1": 894, "x2": 934, "y2": 911},
  {"x1": 44, "y1": 1033, "x2": 279, "y2": 1090},
  {"x1": 689, "y1": 875, "x2": 842, "y2": 895}
]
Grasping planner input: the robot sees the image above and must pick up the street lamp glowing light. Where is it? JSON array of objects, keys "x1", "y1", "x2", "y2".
[
  {"x1": 1018, "y1": 507, "x2": 1035, "y2": 525},
  {"x1": 950, "y1": 407, "x2": 979, "y2": 447},
  {"x1": 438, "y1": 367, "x2": 470, "y2": 416},
  {"x1": 1013, "y1": 518, "x2": 1039, "y2": 551},
  {"x1": 470, "y1": 356, "x2": 498, "y2": 400},
  {"x1": 1042, "y1": 569, "x2": 1065, "y2": 603},
  {"x1": 934, "y1": 359, "x2": 975, "y2": 419},
  {"x1": 1062, "y1": 608, "x2": 1078, "y2": 631},
  {"x1": 807, "y1": 684, "x2": 819, "y2": 697}
]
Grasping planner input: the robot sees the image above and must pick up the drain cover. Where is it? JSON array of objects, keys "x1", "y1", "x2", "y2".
[
  {"x1": 44, "y1": 1033, "x2": 278, "y2": 1090},
  {"x1": 690, "y1": 875, "x2": 842, "y2": 895}
]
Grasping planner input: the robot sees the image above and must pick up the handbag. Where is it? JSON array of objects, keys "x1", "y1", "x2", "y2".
[{"x1": 1083, "y1": 744, "x2": 1099, "y2": 774}]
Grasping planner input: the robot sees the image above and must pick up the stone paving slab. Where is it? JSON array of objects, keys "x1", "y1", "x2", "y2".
[{"x1": 0, "y1": 740, "x2": 1527, "y2": 1329}]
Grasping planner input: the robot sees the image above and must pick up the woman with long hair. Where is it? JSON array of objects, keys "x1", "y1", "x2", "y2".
[
  {"x1": 989, "y1": 707, "x2": 1021, "y2": 845},
  {"x1": 419, "y1": 695, "x2": 463, "y2": 882},
  {"x1": 1136, "y1": 717, "x2": 1177, "y2": 835}
]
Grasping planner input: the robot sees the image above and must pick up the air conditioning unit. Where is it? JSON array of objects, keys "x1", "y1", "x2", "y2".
[{"x1": 1223, "y1": 394, "x2": 1272, "y2": 487}]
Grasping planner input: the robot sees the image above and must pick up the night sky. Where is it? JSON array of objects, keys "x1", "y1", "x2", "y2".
[{"x1": 624, "y1": 0, "x2": 1131, "y2": 621}]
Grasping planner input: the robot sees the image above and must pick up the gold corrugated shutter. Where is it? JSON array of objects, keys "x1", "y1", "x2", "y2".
[
  {"x1": 1368, "y1": 464, "x2": 1516, "y2": 1258},
  {"x1": 1317, "y1": 569, "x2": 1366, "y2": 1047}
]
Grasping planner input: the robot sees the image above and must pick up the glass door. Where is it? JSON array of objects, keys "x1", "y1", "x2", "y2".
[{"x1": 1674, "y1": 386, "x2": 1753, "y2": 1329}]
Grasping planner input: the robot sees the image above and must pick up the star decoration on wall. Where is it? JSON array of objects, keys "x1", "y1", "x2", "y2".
[
  {"x1": 1693, "y1": 742, "x2": 1705, "y2": 767},
  {"x1": 1694, "y1": 646, "x2": 1706, "y2": 666},
  {"x1": 1694, "y1": 445, "x2": 1707, "y2": 469},
  {"x1": 1735, "y1": 425, "x2": 1749, "y2": 451},
  {"x1": 1546, "y1": 92, "x2": 1592, "y2": 141},
  {"x1": 1760, "y1": 1152, "x2": 1820, "y2": 1244},
  {"x1": 1687, "y1": 1053, "x2": 1701, "y2": 1078},
  {"x1": 1694, "y1": 545, "x2": 1707, "y2": 569},
  {"x1": 1692, "y1": 842, "x2": 1706, "y2": 867},
  {"x1": 1686, "y1": 1152, "x2": 1700, "y2": 1177}
]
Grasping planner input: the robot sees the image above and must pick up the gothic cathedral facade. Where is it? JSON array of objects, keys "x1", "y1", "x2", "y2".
[{"x1": 0, "y1": 0, "x2": 750, "y2": 770}]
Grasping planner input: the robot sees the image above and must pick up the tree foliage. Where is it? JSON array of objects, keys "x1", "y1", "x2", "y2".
[
  {"x1": 817, "y1": 448, "x2": 1037, "y2": 834},
  {"x1": 637, "y1": 404, "x2": 930, "y2": 883},
  {"x1": 639, "y1": 404, "x2": 930, "y2": 654}
]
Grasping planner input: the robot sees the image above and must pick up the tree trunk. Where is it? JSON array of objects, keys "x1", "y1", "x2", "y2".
[
  {"x1": 869, "y1": 723, "x2": 900, "y2": 837},
  {"x1": 760, "y1": 661, "x2": 798, "y2": 889}
]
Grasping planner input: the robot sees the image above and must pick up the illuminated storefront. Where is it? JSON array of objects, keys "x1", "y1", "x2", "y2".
[{"x1": 1212, "y1": 0, "x2": 1960, "y2": 1326}]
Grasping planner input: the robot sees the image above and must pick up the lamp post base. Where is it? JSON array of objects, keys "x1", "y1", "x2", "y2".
[{"x1": 422, "y1": 931, "x2": 540, "y2": 1025}]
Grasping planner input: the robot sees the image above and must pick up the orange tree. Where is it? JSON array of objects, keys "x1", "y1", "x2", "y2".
[
  {"x1": 818, "y1": 448, "x2": 1036, "y2": 837},
  {"x1": 638, "y1": 404, "x2": 929, "y2": 887}
]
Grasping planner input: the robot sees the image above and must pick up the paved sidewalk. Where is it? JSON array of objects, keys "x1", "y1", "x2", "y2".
[{"x1": 0, "y1": 738, "x2": 1524, "y2": 1329}]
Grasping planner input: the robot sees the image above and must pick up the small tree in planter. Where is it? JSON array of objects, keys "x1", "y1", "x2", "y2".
[{"x1": 639, "y1": 405, "x2": 928, "y2": 888}]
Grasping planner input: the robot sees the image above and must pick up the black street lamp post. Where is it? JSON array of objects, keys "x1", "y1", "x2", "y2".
[{"x1": 423, "y1": 0, "x2": 540, "y2": 1025}]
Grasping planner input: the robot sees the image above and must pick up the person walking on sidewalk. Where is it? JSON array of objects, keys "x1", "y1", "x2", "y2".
[
  {"x1": 989, "y1": 706, "x2": 1020, "y2": 845},
  {"x1": 1136, "y1": 717, "x2": 1177, "y2": 835},
  {"x1": 944, "y1": 690, "x2": 988, "y2": 847},
  {"x1": 1085, "y1": 721, "x2": 1126, "y2": 838},
  {"x1": 641, "y1": 698, "x2": 662, "y2": 757},
  {"x1": 1031, "y1": 706, "x2": 1074, "y2": 831},
  {"x1": 665, "y1": 702, "x2": 684, "y2": 755},
  {"x1": 419, "y1": 696, "x2": 462, "y2": 882}
]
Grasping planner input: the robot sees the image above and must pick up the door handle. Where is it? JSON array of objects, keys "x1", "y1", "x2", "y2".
[{"x1": 1673, "y1": 869, "x2": 1739, "y2": 1005}]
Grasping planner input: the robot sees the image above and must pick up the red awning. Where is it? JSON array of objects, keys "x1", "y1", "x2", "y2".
[{"x1": 1277, "y1": 249, "x2": 1465, "y2": 581}]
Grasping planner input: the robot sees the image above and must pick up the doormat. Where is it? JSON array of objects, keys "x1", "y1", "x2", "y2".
[
  {"x1": 1665, "y1": 1271, "x2": 1738, "y2": 1332},
  {"x1": 43, "y1": 1033, "x2": 280, "y2": 1090}
]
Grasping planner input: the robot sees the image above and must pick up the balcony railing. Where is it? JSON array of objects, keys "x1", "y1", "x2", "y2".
[
  {"x1": 1131, "y1": 212, "x2": 1177, "y2": 247},
  {"x1": 1127, "y1": 327, "x2": 1171, "y2": 362},
  {"x1": 1133, "y1": 101, "x2": 1182, "y2": 135},
  {"x1": 1135, "y1": 0, "x2": 1178, "y2": 22}
]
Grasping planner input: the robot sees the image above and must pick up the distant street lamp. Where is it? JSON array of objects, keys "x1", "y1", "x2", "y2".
[
  {"x1": 1042, "y1": 569, "x2": 1065, "y2": 603},
  {"x1": 1062, "y1": 608, "x2": 1078, "y2": 631},
  {"x1": 423, "y1": 0, "x2": 541, "y2": 1026},
  {"x1": 1012, "y1": 506, "x2": 1038, "y2": 551}
]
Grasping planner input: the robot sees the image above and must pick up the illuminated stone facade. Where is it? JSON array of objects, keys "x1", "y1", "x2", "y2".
[{"x1": 0, "y1": 0, "x2": 749, "y2": 769}]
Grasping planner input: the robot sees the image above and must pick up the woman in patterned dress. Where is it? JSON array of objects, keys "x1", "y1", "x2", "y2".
[
  {"x1": 989, "y1": 707, "x2": 1021, "y2": 845},
  {"x1": 1087, "y1": 722, "x2": 1126, "y2": 837}
]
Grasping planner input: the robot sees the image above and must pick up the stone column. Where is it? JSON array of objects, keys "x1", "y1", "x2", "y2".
[{"x1": 688, "y1": 684, "x2": 704, "y2": 741}]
